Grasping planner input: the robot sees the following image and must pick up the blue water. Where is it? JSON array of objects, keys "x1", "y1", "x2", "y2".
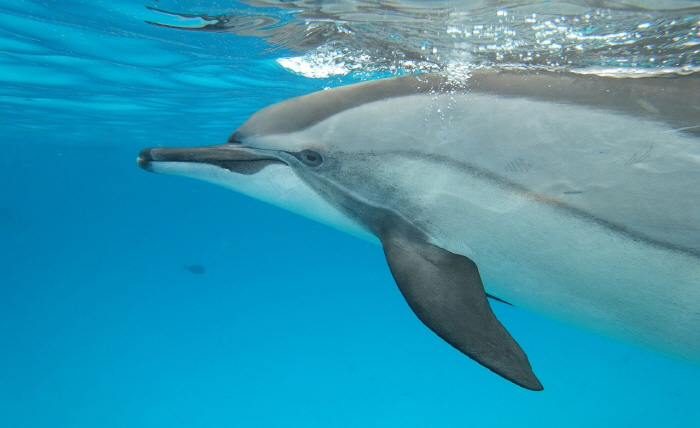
[{"x1": 2, "y1": 1, "x2": 700, "y2": 426}]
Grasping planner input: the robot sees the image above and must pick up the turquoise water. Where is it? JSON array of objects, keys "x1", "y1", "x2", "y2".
[{"x1": 2, "y1": 1, "x2": 700, "y2": 426}]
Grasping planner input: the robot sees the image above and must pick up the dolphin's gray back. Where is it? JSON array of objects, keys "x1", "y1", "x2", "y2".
[
  {"x1": 460, "y1": 71, "x2": 700, "y2": 136},
  {"x1": 230, "y1": 75, "x2": 439, "y2": 141},
  {"x1": 232, "y1": 70, "x2": 700, "y2": 140}
]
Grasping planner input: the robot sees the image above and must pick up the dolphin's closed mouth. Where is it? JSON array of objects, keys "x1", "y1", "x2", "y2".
[{"x1": 138, "y1": 146, "x2": 287, "y2": 175}]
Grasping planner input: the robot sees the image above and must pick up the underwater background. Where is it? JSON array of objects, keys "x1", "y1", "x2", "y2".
[{"x1": 1, "y1": 0, "x2": 700, "y2": 426}]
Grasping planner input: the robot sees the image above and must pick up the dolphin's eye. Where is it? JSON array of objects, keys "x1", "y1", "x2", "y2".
[{"x1": 299, "y1": 150, "x2": 323, "y2": 167}]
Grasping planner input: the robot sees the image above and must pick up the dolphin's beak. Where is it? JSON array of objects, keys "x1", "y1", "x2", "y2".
[{"x1": 137, "y1": 144, "x2": 286, "y2": 175}]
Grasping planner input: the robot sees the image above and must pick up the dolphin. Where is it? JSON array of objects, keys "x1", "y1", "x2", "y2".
[{"x1": 137, "y1": 70, "x2": 700, "y2": 391}]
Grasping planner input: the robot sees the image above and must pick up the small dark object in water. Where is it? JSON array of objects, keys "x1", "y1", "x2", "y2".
[{"x1": 184, "y1": 264, "x2": 205, "y2": 274}]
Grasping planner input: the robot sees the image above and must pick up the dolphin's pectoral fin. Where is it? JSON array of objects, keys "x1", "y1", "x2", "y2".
[{"x1": 379, "y1": 231, "x2": 543, "y2": 391}]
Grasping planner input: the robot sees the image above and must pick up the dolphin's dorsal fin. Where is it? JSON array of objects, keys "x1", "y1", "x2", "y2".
[{"x1": 379, "y1": 229, "x2": 543, "y2": 391}]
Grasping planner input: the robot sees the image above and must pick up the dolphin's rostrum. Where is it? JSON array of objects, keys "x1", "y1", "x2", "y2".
[{"x1": 138, "y1": 70, "x2": 700, "y2": 390}]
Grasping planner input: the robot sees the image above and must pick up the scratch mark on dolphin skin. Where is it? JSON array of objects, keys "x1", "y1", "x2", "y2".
[
  {"x1": 504, "y1": 158, "x2": 530, "y2": 173},
  {"x1": 624, "y1": 145, "x2": 653, "y2": 166}
]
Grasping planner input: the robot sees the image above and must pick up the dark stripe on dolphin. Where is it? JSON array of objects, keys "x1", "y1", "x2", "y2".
[{"x1": 405, "y1": 150, "x2": 700, "y2": 259}]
